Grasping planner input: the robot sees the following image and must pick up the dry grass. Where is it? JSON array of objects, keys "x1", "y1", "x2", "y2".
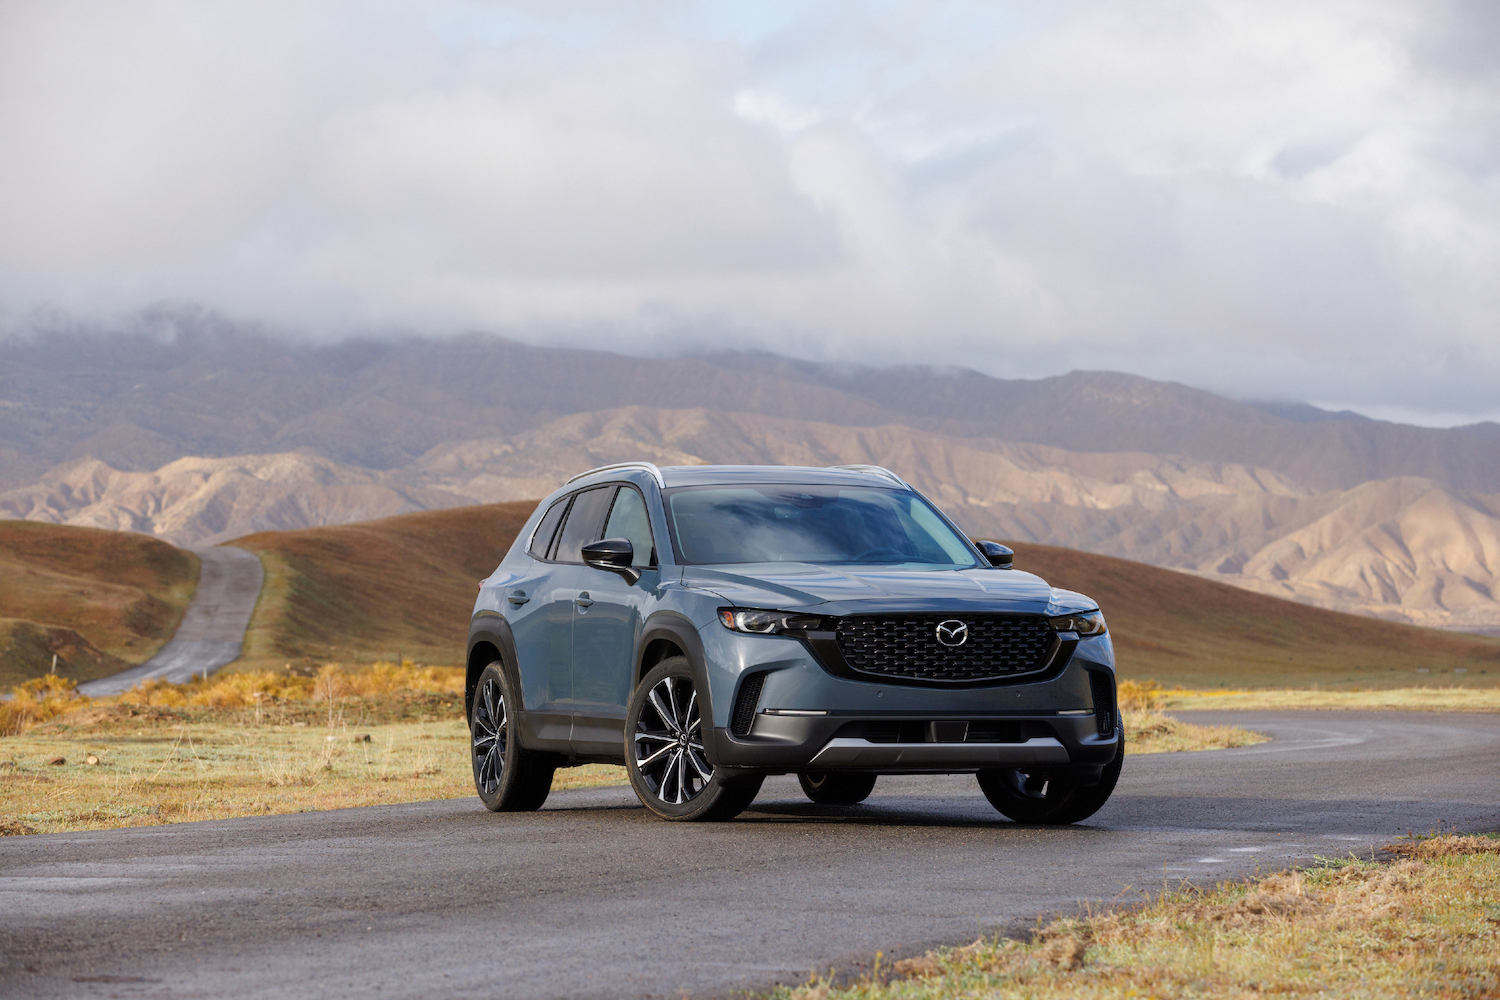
[
  {"x1": 0, "y1": 662, "x2": 627, "y2": 836},
  {"x1": 1160, "y1": 685, "x2": 1500, "y2": 712},
  {"x1": 777, "y1": 834, "x2": 1500, "y2": 1000},
  {"x1": 1122, "y1": 707, "x2": 1266, "y2": 754}
]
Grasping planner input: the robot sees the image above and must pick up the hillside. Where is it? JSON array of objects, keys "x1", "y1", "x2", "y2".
[
  {"x1": 1010, "y1": 542, "x2": 1500, "y2": 689},
  {"x1": 11, "y1": 408, "x2": 1500, "y2": 629},
  {"x1": 230, "y1": 502, "x2": 536, "y2": 670},
  {"x1": 226, "y1": 502, "x2": 1500, "y2": 689},
  {"x1": 0, "y1": 522, "x2": 199, "y2": 687}
]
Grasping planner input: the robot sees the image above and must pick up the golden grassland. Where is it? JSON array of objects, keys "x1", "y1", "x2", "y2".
[
  {"x1": 775, "y1": 834, "x2": 1500, "y2": 1000},
  {"x1": 0, "y1": 663, "x2": 621, "y2": 837},
  {"x1": 0, "y1": 520, "x2": 199, "y2": 686},
  {"x1": 1, "y1": 665, "x2": 1260, "y2": 837},
  {"x1": 1118, "y1": 678, "x2": 1500, "y2": 713}
]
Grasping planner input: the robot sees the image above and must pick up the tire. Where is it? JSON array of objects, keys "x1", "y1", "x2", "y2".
[
  {"x1": 977, "y1": 723, "x2": 1124, "y2": 825},
  {"x1": 798, "y1": 771, "x2": 877, "y2": 804},
  {"x1": 470, "y1": 662, "x2": 556, "y2": 812},
  {"x1": 626, "y1": 658, "x2": 763, "y2": 822}
]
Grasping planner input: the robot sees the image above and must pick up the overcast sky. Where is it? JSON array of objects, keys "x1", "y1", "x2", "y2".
[{"x1": 1, "y1": 1, "x2": 1497, "y2": 425}]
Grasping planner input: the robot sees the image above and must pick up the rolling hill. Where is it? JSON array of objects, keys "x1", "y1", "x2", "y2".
[
  {"x1": 0, "y1": 521, "x2": 199, "y2": 687},
  {"x1": 225, "y1": 502, "x2": 1500, "y2": 689},
  {"x1": 5, "y1": 323, "x2": 1500, "y2": 630},
  {"x1": 10, "y1": 409, "x2": 1499, "y2": 629}
]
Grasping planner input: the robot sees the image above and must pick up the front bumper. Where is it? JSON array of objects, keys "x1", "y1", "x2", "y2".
[{"x1": 698, "y1": 619, "x2": 1118, "y2": 774}]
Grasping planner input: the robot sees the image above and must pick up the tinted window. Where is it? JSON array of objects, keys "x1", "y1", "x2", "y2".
[
  {"x1": 665, "y1": 485, "x2": 979, "y2": 567},
  {"x1": 528, "y1": 497, "x2": 570, "y2": 560},
  {"x1": 552, "y1": 487, "x2": 613, "y2": 563},
  {"x1": 602, "y1": 487, "x2": 655, "y2": 567}
]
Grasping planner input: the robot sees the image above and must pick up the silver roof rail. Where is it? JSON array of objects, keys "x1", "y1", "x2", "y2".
[
  {"x1": 564, "y1": 462, "x2": 666, "y2": 489},
  {"x1": 828, "y1": 464, "x2": 911, "y2": 488}
]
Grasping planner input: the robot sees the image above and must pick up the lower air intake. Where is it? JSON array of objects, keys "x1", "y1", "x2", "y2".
[
  {"x1": 730, "y1": 672, "x2": 766, "y2": 737},
  {"x1": 1088, "y1": 671, "x2": 1116, "y2": 737}
]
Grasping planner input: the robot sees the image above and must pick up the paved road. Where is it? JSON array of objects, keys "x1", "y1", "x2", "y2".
[
  {"x1": 78, "y1": 547, "x2": 264, "y2": 697},
  {"x1": 1, "y1": 711, "x2": 1496, "y2": 999}
]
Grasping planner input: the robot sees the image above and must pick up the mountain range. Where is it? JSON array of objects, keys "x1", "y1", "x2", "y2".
[{"x1": 3, "y1": 319, "x2": 1498, "y2": 631}]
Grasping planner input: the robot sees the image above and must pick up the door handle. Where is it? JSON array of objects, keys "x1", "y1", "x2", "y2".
[
  {"x1": 574, "y1": 592, "x2": 594, "y2": 608},
  {"x1": 507, "y1": 590, "x2": 529, "y2": 605}
]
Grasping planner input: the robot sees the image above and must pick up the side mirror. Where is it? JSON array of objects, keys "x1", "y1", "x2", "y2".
[
  {"x1": 976, "y1": 540, "x2": 1014, "y2": 569},
  {"x1": 582, "y1": 537, "x2": 641, "y2": 584}
]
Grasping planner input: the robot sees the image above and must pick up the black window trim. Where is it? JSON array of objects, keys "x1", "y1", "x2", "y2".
[{"x1": 601, "y1": 482, "x2": 659, "y2": 569}]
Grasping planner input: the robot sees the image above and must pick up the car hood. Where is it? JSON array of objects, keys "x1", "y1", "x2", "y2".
[{"x1": 680, "y1": 563, "x2": 1082, "y2": 615}]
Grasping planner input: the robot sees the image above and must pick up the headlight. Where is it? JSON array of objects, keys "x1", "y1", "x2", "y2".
[
  {"x1": 718, "y1": 608, "x2": 829, "y2": 634},
  {"x1": 1050, "y1": 610, "x2": 1107, "y2": 636}
]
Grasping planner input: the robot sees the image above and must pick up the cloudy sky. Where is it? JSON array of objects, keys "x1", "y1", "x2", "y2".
[{"x1": 1, "y1": 1, "x2": 1497, "y2": 424}]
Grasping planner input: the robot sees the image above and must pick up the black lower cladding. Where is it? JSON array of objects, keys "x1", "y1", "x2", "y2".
[
  {"x1": 834, "y1": 613, "x2": 1056, "y2": 683},
  {"x1": 832, "y1": 719, "x2": 1056, "y2": 744}
]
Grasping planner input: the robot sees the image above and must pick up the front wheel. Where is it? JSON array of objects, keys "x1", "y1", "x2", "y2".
[
  {"x1": 470, "y1": 662, "x2": 556, "y2": 812},
  {"x1": 626, "y1": 658, "x2": 762, "y2": 821},
  {"x1": 798, "y1": 771, "x2": 877, "y2": 804},
  {"x1": 977, "y1": 723, "x2": 1124, "y2": 825}
]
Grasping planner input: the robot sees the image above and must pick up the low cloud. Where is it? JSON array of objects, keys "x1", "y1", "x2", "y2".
[{"x1": 1, "y1": 0, "x2": 1497, "y2": 421}]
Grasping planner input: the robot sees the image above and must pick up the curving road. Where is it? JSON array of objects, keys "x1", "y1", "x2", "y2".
[
  {"x1": 1, "y1": 711, "x2": 1496, "y2": 999},
  {"x1": 78, "y1": 547, "x2": 264, "y2": 697}
]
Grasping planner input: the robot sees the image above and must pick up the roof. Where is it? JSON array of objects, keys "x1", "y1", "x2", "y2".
[{"x1": 656, "y1": 465, "x2": 910, "y2": 489}]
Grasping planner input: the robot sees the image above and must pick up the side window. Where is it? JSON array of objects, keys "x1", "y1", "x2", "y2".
[
  {"x1": 551, "y1": 487, "x2": 613, "y2": 564},
  {"x1": 528, "y1": 497, "x2": 570, "y2": 560},
  {"x1": 602, "y1": 486, "x2": 656, "y2": 567}
]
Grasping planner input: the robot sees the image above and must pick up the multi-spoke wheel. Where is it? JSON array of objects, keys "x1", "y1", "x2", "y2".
[
  {"x1": 798, "y1": 771, "x2": 877, "y2": 804},
  {"x1": 977, "y1": 722, "x2": 1124, "y2": 824},
  {"x1": 625, "y1": 657, "x2": 762, "y2": 821},
  {"x1": 469, "y1": 662, "x2": 555, "y2": 812}
]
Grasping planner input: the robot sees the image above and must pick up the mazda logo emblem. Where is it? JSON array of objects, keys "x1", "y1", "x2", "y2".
[{"x1": 935, "y1": 620, "x2": 968, "y2": 647}]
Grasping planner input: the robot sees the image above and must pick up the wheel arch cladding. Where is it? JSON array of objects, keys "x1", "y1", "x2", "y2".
[
  {"x1": 637, "y1": 613, "x2": 714, "y2": 733},
  {"x1": 466, "y1": 615, "x2": 521, "y2": 723}
]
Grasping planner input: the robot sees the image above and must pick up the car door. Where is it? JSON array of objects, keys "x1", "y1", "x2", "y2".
[
  {"x1": 504, "y1": 493, "x2": 578, "y2": 745},
  {"x1": 570, "y1": 484, "x2": 660, "y2": 755}
]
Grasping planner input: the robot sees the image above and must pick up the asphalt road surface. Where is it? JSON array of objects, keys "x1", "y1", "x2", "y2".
[
  {"x1": 78, "y1": 547, "x2": 264, "y2": 697},
  {"x1": 2, "y1": 711, "x2": 1496, "y2": 1000}
]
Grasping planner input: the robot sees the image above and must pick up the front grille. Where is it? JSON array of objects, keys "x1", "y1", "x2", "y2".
[
  {"x1": 834, "y1": 614, "x2": 1056, "y2": 684},
  {"x1": 730, "y1": 672, "x2": 766, "y2": 736}
]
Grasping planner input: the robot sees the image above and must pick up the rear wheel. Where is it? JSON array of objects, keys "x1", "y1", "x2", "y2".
[
  {"x1": 626, "y1": 658, "x2": 762, "y2": 821},
  {"x1": 977, "y1": 723, "x2": 1124, "y2": 825},
  {"x1": 798, "y1": 771, "x2": 877, "y2": 804},
  {"x1": 470, "y1": 662, "x2": 555, "y2": 812}
]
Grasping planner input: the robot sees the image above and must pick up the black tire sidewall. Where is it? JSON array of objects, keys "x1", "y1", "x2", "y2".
[
  {"x1": 470, "y1": 661, "x2": 553, "y2": 812},
  {"x1": 798, "y1": 771, "x2": 878, "y2": 804},
  {"x1": 978, "y1": 722, "x2": 1124, "y2": 825}
]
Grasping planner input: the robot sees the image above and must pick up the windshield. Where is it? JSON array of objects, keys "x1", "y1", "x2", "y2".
[{"x1": 664, "y1": 485, "x2": 981, "y2": 567}]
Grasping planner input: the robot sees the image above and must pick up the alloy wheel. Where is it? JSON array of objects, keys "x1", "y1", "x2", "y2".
[
  {"x1": 633, "y1": 675, "x2": 711, "y2": 805},
  {"x1": 471, "y1": 676, "x2": 507, "y2": 795}
]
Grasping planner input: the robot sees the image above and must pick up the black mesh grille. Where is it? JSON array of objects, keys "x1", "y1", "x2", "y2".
[
  {"x1": 730, "y1": 672, "x2": 766, "y2": 737},
  {"x1": 834, "y1": 614, "x2": 1056, "y2": 684},
  {"x1": 1088, "y1": 671, "x2": 1116, "y2": 737}
]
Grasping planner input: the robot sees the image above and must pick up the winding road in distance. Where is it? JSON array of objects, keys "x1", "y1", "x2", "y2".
[
  {"x1": 78, "y1": 547, "x2": 264, "y2": 697},
  {"x1": 1, "y1": 711, "x2": 1496, "y2": 999}
]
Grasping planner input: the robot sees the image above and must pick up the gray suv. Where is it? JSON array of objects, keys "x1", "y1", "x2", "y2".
[{"x1": 466, "y1": 464, "x2": 1121, "y2": 822}]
